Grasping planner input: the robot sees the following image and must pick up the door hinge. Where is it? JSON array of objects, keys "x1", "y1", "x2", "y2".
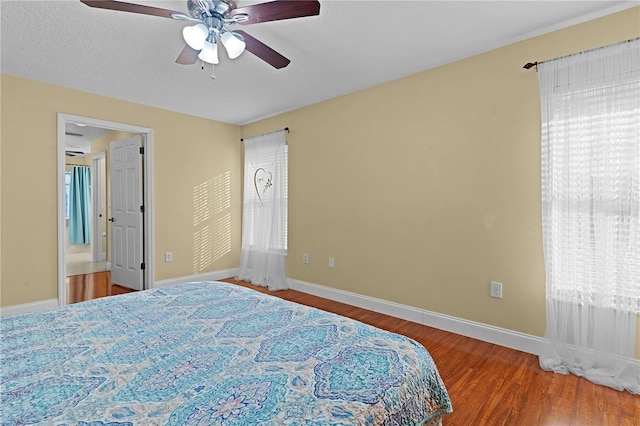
[
  {"x1": 140, "y1": 205, "x2": 144, "y2": 213},
  {"x1": 141, "y1": 262, "x2": 145, "y2": 270},
  {"x1": 139, "y1": 146, "x2": 144, "y2": 155}
]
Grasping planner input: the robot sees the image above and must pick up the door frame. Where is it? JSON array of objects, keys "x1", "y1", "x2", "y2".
[
  {"x1": 92, "y1": 151, "x2": 106, "y2": 263},
  {"x1": 57, "y1": 113, "x2": 154, "y2": 306}
]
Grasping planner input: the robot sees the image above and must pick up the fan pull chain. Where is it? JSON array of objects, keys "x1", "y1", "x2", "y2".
[{"x1": 200, "y1": 59, "x2": 215, "y2": 79}]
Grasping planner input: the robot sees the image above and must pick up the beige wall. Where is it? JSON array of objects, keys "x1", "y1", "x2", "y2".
[
  {"x1": 241, "y1": 7, "x2": 640, "y2": 356},
  {"x1": 0, "y1": 75, "x2": 242, "y2": 306},
  {"x1": 65, "y1": 158, "x2": 91, "y2": 167}
]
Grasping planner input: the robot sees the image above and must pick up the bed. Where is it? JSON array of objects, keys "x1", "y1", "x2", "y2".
[{"x1": 1, "y1": 281, "x2": 452, "y2": 425}]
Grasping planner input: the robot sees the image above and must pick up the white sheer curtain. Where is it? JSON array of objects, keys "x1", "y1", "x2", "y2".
[
  {"x1": 236, "y1": 129, "x2": 288, "y2": 290},
  {"x1": 538, "y1": 38, "x2": 640, "y2": 394}
]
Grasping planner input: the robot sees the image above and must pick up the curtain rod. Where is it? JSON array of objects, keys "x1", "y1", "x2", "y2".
[
  {"x1": 66, "y1": 163, "x2": 91, "y2": 167},
  {"x1": 240, "y1": 127, "x2": 289, "y2": 142},
  {"x1": 523, "y1": 36, "x2": 639, "y2": 70}
]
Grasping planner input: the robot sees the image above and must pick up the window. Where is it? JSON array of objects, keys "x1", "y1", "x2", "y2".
[
  {"x1": 542, "y1": 77, "x2": 640, "y2": 310},
  {"x1": 243, "y1": 143, "x2": 288, "y2": 251}
]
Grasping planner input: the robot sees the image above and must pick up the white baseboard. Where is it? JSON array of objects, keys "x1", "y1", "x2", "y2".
[
  {"x1": 1, "y1": 299, "x2": 59, "y2": 317},
  {"x1": 288, "y1": 278, "x2": 546, "y2": 357},
  {"x1": 152, "y1": 268, "x2": 240, "y2": 289},
  {"x1": 1, "y1": 272, "x2": 544, "y2": 357}
]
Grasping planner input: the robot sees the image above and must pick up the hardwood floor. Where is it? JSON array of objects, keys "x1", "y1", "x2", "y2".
[
  {"x1": 68, "y1": 273, "x2": 639, "y2": 425},
  {"x1": 65, "y1": 271, "x2": 132, "y2": 304},
  {"x1": 221, "y1": 279, "x2": 639, "y2": 426}
]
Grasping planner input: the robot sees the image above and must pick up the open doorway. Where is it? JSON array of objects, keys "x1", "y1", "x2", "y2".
[
  {"x1": 64, "y1": 124, "x2": 109, "y2": 276},
  {"x1": 57, "y1": 113, "x2": 154, "y2": 306}
]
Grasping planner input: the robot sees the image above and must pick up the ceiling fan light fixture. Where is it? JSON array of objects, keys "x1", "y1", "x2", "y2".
[
  {"x1": 182, "y1": 23, "x2": 208, "y2": 50},
  {"x1": 221, "y1": 31, "x2": 246, "y2": 59},
  {"x1": 198, "y1": 40, "x2": 219, "y2": 64},
  {"x1": 81, "y1": 0, "x2": 322, "y2": 70}
]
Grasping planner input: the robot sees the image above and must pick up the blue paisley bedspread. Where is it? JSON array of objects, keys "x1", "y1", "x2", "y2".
[{"x1": 1, "y1": 281, "x2": 452, "y2": 425}]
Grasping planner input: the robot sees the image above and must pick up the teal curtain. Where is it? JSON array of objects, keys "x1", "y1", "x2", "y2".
[{"x1": 69, "y1": 166, "x2": 91, "y2": 244}]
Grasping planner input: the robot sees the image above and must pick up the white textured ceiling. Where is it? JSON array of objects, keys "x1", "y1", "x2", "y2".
[{"x1": 1, "y1": 0, "x2": 638, "y2": 125}]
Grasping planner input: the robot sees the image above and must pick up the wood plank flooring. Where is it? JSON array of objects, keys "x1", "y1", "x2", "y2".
[
  {"x1": 67, "y1": 273, "x2": 640, "y2": 425},
  {"x1": 222, "y1": 279, "x2": 639, "y2": 426},
  {"x1": 65, "y1": 271, "x2": 131, "y2": 304}
]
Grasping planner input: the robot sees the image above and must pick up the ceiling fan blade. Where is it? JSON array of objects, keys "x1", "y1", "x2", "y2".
[
  {"x1": 175, "y1": 45, "x2": 200, "y2": 65},
  {"x1": 235, "y1": 30, "x2": 290, "y2": 69},
  {"x1": 80, "y1": 1, "x2": 189, "y2": 20},
  {"x1": 230, "y1": 1, "x2": 320, "y2": 25}
]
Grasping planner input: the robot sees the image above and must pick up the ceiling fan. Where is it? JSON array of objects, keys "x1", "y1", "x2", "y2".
[{"x1": 80, "y1": 0, "x2": 321, "y2": 71}]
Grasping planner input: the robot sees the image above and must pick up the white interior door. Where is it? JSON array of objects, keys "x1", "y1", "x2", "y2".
[{"x1": 110, "y1": 135, "x2": 144, "y2": 290}]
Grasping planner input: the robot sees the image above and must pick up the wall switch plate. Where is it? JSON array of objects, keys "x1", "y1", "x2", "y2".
[
  {"x1": 329, "y1": 257, "x2": 335, "y2": 268},
  {"x1": 165, "y1": 251, "x2": 173, "y2": 263},
  {"x1": 490, "y1": 281, "x2": 502, "y2": 299},
  {"x1": 303, "y1": 253, "x2": 309, "y2": 264}
]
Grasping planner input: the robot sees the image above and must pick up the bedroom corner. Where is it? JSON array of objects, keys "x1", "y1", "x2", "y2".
[
  {"x1": 0, "y1": 74, "x2": 243, "y2": 309},
  {"x1": 240, "y1": 6, "x2": 640, "y2": 361}
]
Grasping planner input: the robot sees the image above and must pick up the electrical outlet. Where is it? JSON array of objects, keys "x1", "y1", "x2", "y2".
[
  {"x1": 303, "y1": 253, "x2": 309, "y2": 264},
  {"x1": 490, "y1": 281, "x2": 502, "y2": 299},
  {"x1": 329, "y1": 257, "x2": 335, "y2": 268},
  {"x1": 165, "y1": 251, "x2": 173, "y2": 263}
]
